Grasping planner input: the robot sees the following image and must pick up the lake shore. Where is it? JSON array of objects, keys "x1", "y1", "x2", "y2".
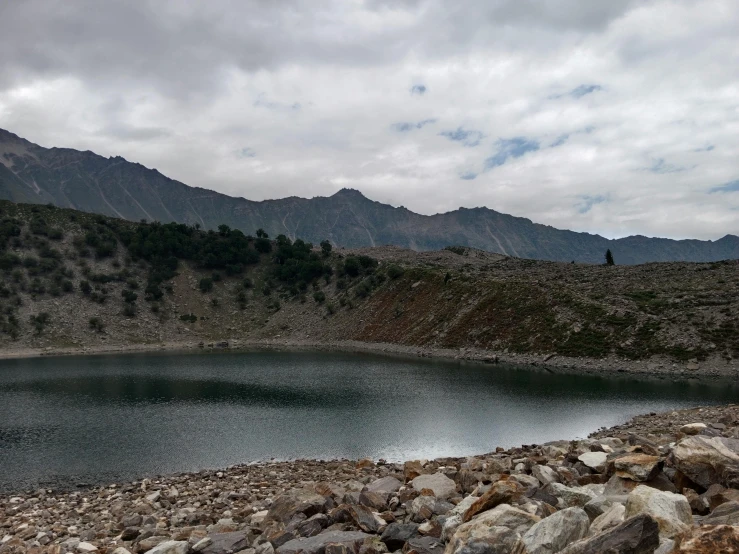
[
  {"x1": 0, "y1": 336, "x2": 737, "y2": 379},
  {"x1": 2, "y1": 404, "x2": 739, "y2": 553}
]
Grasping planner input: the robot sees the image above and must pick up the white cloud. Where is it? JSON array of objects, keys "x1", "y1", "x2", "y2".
[{"x1": 0, "y1": 0, "x2": 737, "y2": 239}]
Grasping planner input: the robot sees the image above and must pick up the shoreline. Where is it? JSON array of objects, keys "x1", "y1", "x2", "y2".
[{"x1": 1, "y1": 337, "x2": 737, "y2": 379}]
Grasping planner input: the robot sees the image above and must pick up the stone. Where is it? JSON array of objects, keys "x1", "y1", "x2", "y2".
[
  {"x1": 359, "y1": 537, "x2": 388, "y2": 554},
  {"x1": 559, "y1": 514, "x2": 659, "y2": 554},
  {"x1": 674, "y1": 524, "x2": 739, "y2": 552},
  {"x1": 267, "y1": 490, "x2": 329, "y2": 524},
  {"x1": 200, "y1": 532, "x2": 251, "y2": 554},
  {"x1": 624, "y1": 485, "x2": 692, "y2": 539},
  {"x1": 402, "y1": 537, "x2": 443, "y2": 554},
  {"x1": 77, "y1": 543, "x2": 98, "y2": 553},
  {"x1": 582, "y1": 496, "x2": 612, "y2": 521},
  {"x1": 366, "y1": 477, "x2": 402, "y2": 494},
  {"x1": 462, "y1": 480, "x2": 523, "y2": 522},
  {"x1": 411, "y1": 474, "x2": 457, "y2": 499},
  {"x1": 277, "y1": 531, "x2": 371, "y2": 554},
  {"x1": 442, "y1": 525, "x2": 523, "y2": 554},
  {"x1": 405, "y1": 461, "x2": 426, "y2": 481},
  {"x1": 532, "y1": 464, "x2": 560, "y2": 486},
  {"x1": 680, "y1": 423, "x2": 707, "y2": 435},
  {"x1": 380, "y1": 523, "x2": 419, "y2": 551},
  {"x1": 440, "y1": 495, "x2": 478, "y2": 542},
  {"x1": 521, "y1": 507, "x2": 590, "y2": 554},
  {"x1": 703, "y1": 501, "x2": 739, "y2": 525},
  {"x1": 111, "y1": 549, "x2": 132, "y2": 554},
  {"x1": 577, "y1": 452, "x2": 607, "y2": 473},
  {"x1": 445, "y1": 504, "x2": 539, "y2": 554},
  {"x1": 683, "y1": 488, "x2": 709, "y2": 515},
  {"x1": 120, "y1": 527, "x2": 140, "y2": 541},
  {"x1": 348, "y1": 504, "x2": 383, "y2": 533},
  {"x1": 672, "y1": 436, "x2": 739, "y2": 489},
  {"x1": 588, "y1": 503, "x2": 626, "y2": 536},
  {"x1": 614, "y1": 454, "x2": 662, "y2": 482},
  {"x1": 544, "y1": 483, "x2": 597, "y2": 509},
  {"x1": 146, "y1": 542, "x2": 190, "y2": 554},
  {"x1": 410, "y1": 496, "x2": 436, "y2": 523},
  {"x1": 359, "y1": 491, "x2": 387, "y2": 511}
]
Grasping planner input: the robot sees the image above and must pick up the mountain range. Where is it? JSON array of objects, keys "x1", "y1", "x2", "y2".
[{"x1": 0, "y1": 127, "x2": 736, "y2": 264}]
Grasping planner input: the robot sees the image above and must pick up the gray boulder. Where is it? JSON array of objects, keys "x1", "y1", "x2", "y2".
[
  {"x1": 559, "y1": 514, "x2": 659, "y2": 554},
  {"x1": 672, "y1": 436, "x2": 739, "y2": 489},
  {"x1": 200, "y1": 531, "x2": 251, "y2": 554},
  {"x1": 703, "y1": 501, "x2": 739, "y2": 526},
  {"x1": 277, "y1": 531, "x2": 371, "y2": 554},
  {"x1": 624, "y1": 485, "x2": 692, "y2": 539},
  {"x1": 521, "y1": 507, "x2": 590, "y2": 554},
  {"x1": 411, "y1": 474, "x2": 457, "y2": 499}
]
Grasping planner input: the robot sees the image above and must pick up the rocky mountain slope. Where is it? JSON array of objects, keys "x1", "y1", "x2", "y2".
[
  {"x1": 0, "y1": 201, "x2": 737, "y2": 375},
  {"x1": 1, "y1": 128, "x2": 737, "y2": 265}
]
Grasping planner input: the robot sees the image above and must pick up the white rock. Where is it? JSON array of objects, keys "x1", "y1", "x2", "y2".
[
  {"x1": 589, "y1": 503, "x2": 625, "y2": 536},
  {"x1": 624, "y1": 485, "x2": 692, "y2": 539},
  {"x1": 441, "y1": 494, "x2": 479, "y2": 541},
  {"x1": 522, "y1": 507, "x2": 590, "y2": 554},
  {"x1": 578, "y1": 452, "x2": 608, "y2": 472},
  {"x1": 446, "y1": 504, "x2": 540, "y2": 554},
  {"x1": 77, "y1": 543, "x2": 98, "y2": 553},
  {"x1": 110, "y1": 549, "x2": 132, "y2": 554},
  {"x1": 680, "y1": 423, "x2": 707, "y2": 435},
  {"x1": 251, "y1": 510, "x2": 269, "y2": 525},
  {"x1": 145, "y1": 541, "x2": 190, "y2": 554},
  {"x1": 532, "y1": 464, "x2": 560, "y2": 486},
  {"x1": 546, "y1": 483, "x2": 598, "y2": 509},
  {"x1": 410, "y1": 473, "x2": 457, "y2": 499}
]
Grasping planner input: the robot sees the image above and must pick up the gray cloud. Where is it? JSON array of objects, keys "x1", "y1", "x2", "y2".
[{"x1": 0, "y1": 0, "x2": 737, "y2": 240}]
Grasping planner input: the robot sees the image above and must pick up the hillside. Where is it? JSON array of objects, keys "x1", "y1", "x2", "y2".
[
  {"x1": 1, "y1": 128, "x2": 737, "y2": 265},
  {"x1": 0, "y1": 201, "x2": 737, "y2": 374}
]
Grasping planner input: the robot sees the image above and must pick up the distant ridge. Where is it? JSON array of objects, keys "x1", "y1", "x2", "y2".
[{"x1": 0, "y1": 127, "x2": 737, "y2": 264}]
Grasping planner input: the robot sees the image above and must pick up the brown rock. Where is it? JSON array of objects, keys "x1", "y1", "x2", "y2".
[
  {"x1": 461, "y1": 480, "x2": 523, "y2": 522},
  {"x1": 614, "y1": 454, "x2": 662, "y2": 482},
  {"x1": 675, "y1": 524, "x2": 739, "y2": 552},
  {"x1": 404, "y1": 461, "x2": 425, "y2": 482}
]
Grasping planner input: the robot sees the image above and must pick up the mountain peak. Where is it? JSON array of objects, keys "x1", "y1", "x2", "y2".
[{"x1": 333, "y1": 188, "x2": 367, "y2": 199}]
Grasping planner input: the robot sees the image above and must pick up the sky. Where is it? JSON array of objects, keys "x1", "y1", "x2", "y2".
[{"x1": 0, "y1": 0, "x2": 737, "y2": 240}]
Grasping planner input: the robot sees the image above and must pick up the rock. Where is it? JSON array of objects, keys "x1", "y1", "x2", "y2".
[
  {"x1": 359, "y1": 491, "x2": 387, "y2": 511},
  {"x1": 200, "y1": 532, "x2": 251, "y2": 554},
  {"x1": 680, "y1": 423, "x2": 707, "y2": 435},
  {"x1": 410, "y1": 496, "x2": 436, "y2": 523},
  {"x1": 277, "y1": 531, "x2": 371, "y2": 554},
  {"x1": 624, "y1": 485, "x2": 692, "y2": 539},
  {"x1": 672, "y1": 436, "x2": 739, "y2": 489},
  {"x1": 532, "y1": 465, "x2": 561, "y2": 486},
  {"x1": 380, "y1": 523, "x2": 419, "y2": 551},
  {"x1": 521, "y1": 507, "x2": 590, "y2": 554},
  {"x1": 77, "y1": 543, "x2": 98, "y2": 553},
  {"x1": 111, "y1": 549, "x2": 132, "y2": 554},
  {"x1": 359, "y1": 537, "x2": 388, "y2": 554},
  {"x1": 544, "y1": 483, "x2": 597, "y2": 509},
  {"x1": 440, "y1": 495, "x2": 478, "y2": 542},
  {"x1": 559, "y1": 514, "x2": 659, "y2": 554},
  {"x1": 703, "y1": 501, "x2": 739, "y2": 525},
  {"x1": 674, "y1": 524, "x2": 739, "y2": 552},
  {"x1": 445, "y1": 505, "x2": 539, "y2": 554},
  {"x1": 121, "y1": 527, "x2": 140, "y2": 541},
  {"x1": 405, "y1": 461, "x2": 426, "y2": 481},
  {"x1": 683, "y1": 488, "x2": 709, "y2": 515},
  {"x1": 589, "y1": 504, "x2": 625, "y2": 536},
  {"x1": 267, "y1": 490, "x2": 329, "y2": 524},
  {"x1": 348, "y1": 504, "x2": 383, "y2": 533},
  {"x1": 366, "y1": 477, "x2": 402, "y2": 494},
  {"x1": 251, "y1": 511, "x2": 269, "y2": 526},
  {"x1": 442, "y1": 525, "x2": 523, "y2": 554},
  {"x1": 701, "y1": 484, "x2": 739, "y2": 510},
  {"x1": 411, "y1": 474, "x2": 457, "y2": 499},
  {"x1": 402, "y1": 537, "x2": 443, "y2": 554},
  {"x1": 145, "y1": 542, "x2": 190, "y2": 554},
  {"x1": 462, "y1": 480, "x2": 523, "y2": 522},
  {"x1": 614, "y1": 454, "x2": 662, "y2": 482},
  {"x1": 577, "y1": 452, "x2": 607, "y2": 473}
]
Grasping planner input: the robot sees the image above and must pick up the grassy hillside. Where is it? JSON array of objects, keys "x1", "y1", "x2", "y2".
[{"x1": 0, "y1": 201, "x2": 737, "y2": 370}]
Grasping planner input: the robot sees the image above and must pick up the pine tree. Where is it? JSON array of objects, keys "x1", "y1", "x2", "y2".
[{"x1": 605, "y1": 249, "x2": 615, "y2": 266}]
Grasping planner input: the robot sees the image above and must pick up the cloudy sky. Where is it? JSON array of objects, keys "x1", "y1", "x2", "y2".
[{"x1": 0, "y1": 0, "x2": 737, "y2": 240}]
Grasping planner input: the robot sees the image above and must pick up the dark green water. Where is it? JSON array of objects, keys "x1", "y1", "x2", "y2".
[{"x1": 1, "y1": 350, "x2": 737, "y2": 492}]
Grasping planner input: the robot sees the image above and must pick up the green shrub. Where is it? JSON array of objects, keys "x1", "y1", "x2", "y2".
[
  {"x1": 80, "y1": 280, "x2": 92, "y2": 295},
  {"x1": 30, "y1": 312, "x2": 50, "y2": 335},
  {"x1": 88, "y1": 317, "x2": 105, "y2": 333},
  {"x1": 199, "y1": 277, "x2": 214, "y2": 293},
  {"x1": 313, "y1": 291, "x2": 326, "y2": 303},
  {"x1": 387, "y1": 264, "x2": 404, "y2": 279}
]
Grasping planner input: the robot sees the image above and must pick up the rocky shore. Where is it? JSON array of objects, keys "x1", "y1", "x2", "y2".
[
  {"x1": 5, "y1": 405, "x2": 739, "y2": 553},
  {"x1": 0, "y1": 338, "x2": 737, "y2": 380}
]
